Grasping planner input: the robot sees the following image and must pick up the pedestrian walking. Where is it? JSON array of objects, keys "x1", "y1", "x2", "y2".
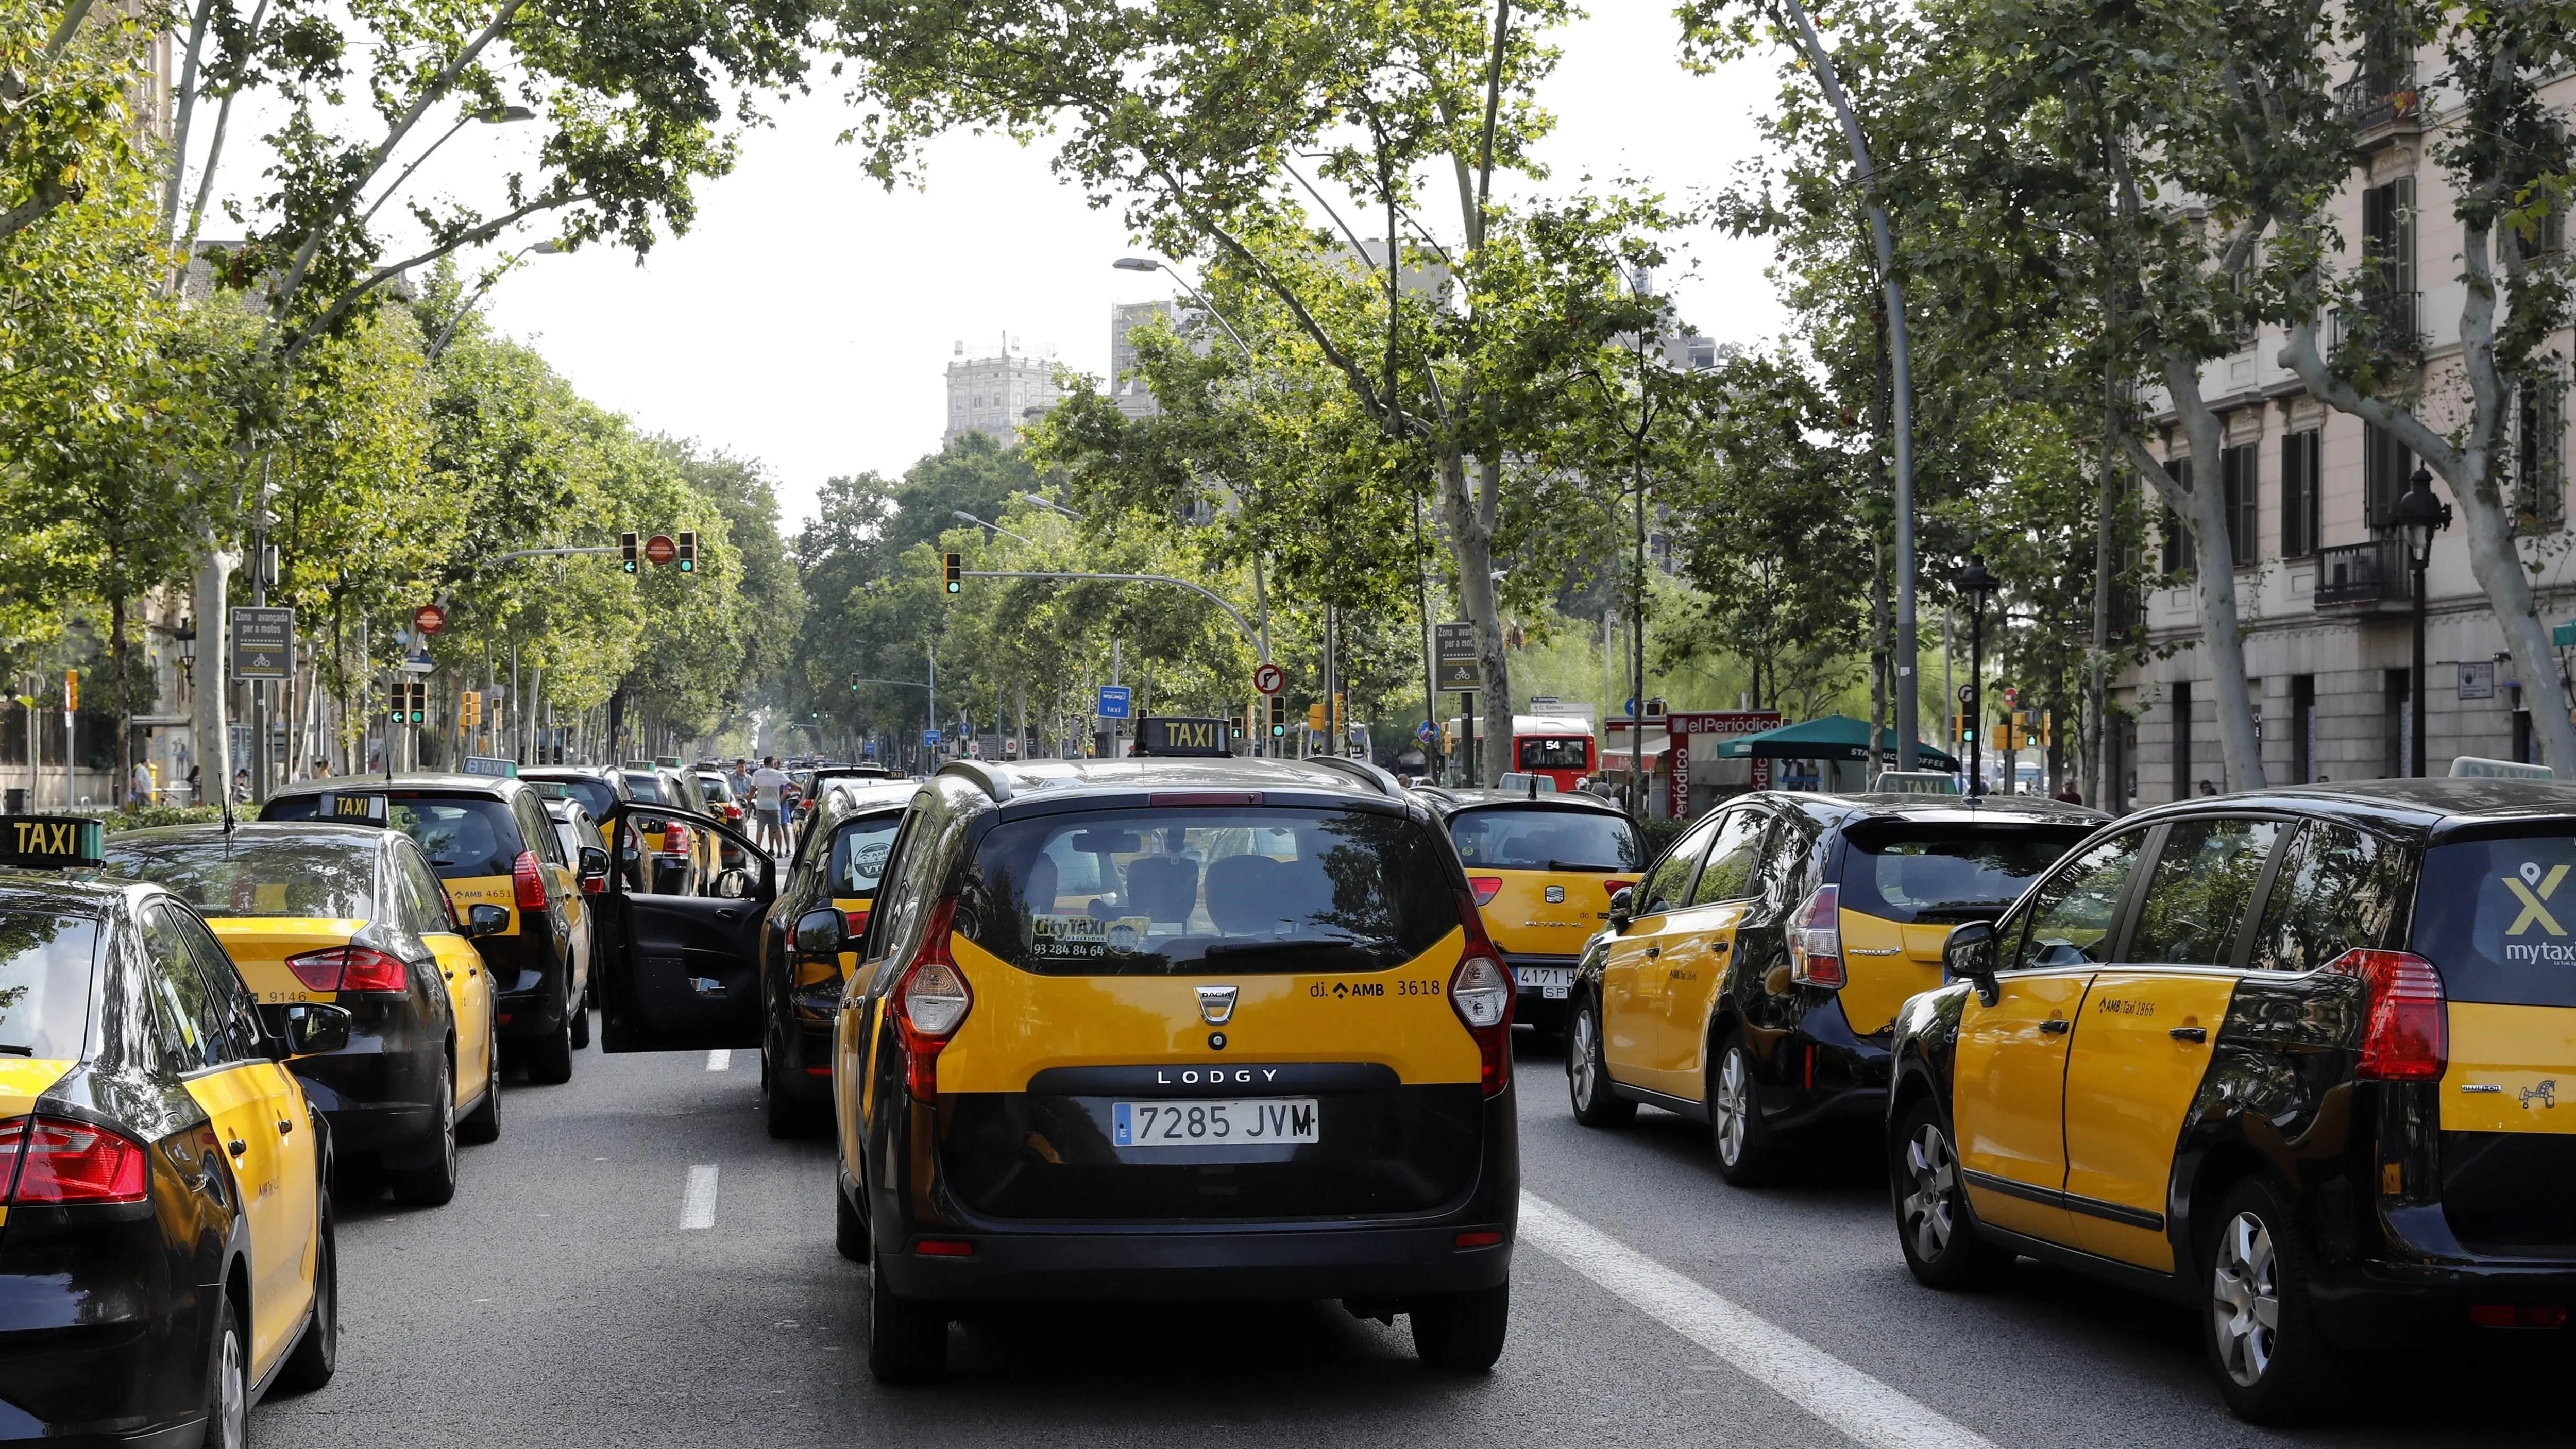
[{"x1": 750, "y1": 756, "x2": 790, "y2": 854}]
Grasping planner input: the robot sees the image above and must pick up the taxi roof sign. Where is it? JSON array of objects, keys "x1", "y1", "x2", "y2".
[
  {"x1": 1870, "y1": 770, "x2": 1963, "y2": 796},
  {"x1": 1131, "y1": 716, "x2": 1233, "y2": 757},
  {"x1": 315, "y1": 793, "x2": 392, "y2": 825},
  {"x1": 2449, "y1": 755, "x2": 2555, "y2": 780},
  {"x1": 0, "y1": 816, "x2": 105, "y2": 870}
]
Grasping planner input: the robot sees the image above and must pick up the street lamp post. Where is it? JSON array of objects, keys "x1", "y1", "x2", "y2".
[
  {"x1": 427, "y1": 239, "x2": 565, "y2": 359},
  {"x1": 362, "y1": 105, "x2": 537, "y2": 227},
  {"x1": 952, "y1": 510, "x2": 1038, "y2": 547},
  {"x1": 1956, "y1": 555, "x2": 1999, "y2": 797},
  {"x1": 2393, "y1": 465, "x2": 2452, "y2": 778}
]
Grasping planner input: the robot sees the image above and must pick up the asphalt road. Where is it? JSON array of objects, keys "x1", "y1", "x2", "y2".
[{"x1": 251, "y1": 1027, "x2": 2570, "y2": 1448}]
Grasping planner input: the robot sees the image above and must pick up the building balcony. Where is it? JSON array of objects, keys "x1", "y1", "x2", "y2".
[
  {"x1": 2330, "y1": 290, "x2": 2419, "y2": 356},
  {"x1": 2337, "y1": 73, "x2": 2424, "y2": 141},
  {"x1": 2314, "y1": 538, "x2": 2414, "y2": 609}
]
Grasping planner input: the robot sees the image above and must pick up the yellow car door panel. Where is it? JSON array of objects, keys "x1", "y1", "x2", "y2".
[
  {"x1": 1598, "y1": 813, "x2": 1724, "y2": 1087},
  {"x1": 427, "y1": 933, "x2": 491, "y2": 1099},
  {"x1": 1652, "y1": 905, "x2": 1744, "y2": 1094}
]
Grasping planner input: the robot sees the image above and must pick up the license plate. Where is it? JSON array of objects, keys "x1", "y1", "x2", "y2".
[
  {"x1": 1518, "y1": 966, "x2": 1572, "y2": 999},
  {"x1": 1113, "y1": 1098, "x2": 1319, "y2": 1147}
]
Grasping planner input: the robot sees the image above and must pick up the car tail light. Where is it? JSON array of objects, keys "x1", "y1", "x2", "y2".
[
  {"x1": 512, "y1": 851, "x2": 547, "y2": 911},
  {"x1": 913, "y1": 1238, "x2": 975, "y2": 1257},
  {"x1": 0, "y1": 1116, "x2": 147, "y2": 1204},
  {"x1": 2471, "y1": 1303, "x2": 2567, "y2": 1329},
  {"x1": 1454, "y1": 1229, "x2": 1505, "y2": 1248},
  {"x1": 2329, "y1": 948, "x2": 2446, "y2": 1080},
  {"x1": 1787, "y1": 884, "x2": 1844, "y2": 988},
  {"x1": 1604, "y1": 879, "x2": 1635, "y2": 899},
  {"x1": 891, "y1": 898, "x2": 969, "y2": 1100},
  {"x1": 1450, "y1": 891, "x2": 1514, "y2": 1097},
  {"x1": 284, "y1": 946, "x2": 408, "y2": 993},
  {"x1": 843, "y1": 907, "x2": 871, "y2": 939},
  {"x1": 663, "y1": 823, "x2": 691, "y2": 854},
  {"x1": 1469, "y1": 876, "x2": 1503, "y2": 906},
  {"x1": 582, "y1": 875, "x2": 604, "y2": 895}
]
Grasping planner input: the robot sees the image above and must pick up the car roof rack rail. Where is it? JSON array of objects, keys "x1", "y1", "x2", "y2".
[
  {"x1": 1302, "y1": 755, "x2": 1400, "y2": 798},
  {"x1": 935, "y1": 760, "x2": 1015, "y2": 804}
]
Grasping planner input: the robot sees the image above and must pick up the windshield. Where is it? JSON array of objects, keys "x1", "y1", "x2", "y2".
[
  {"x1": 829, "y1": 817, "x2": 901, "y2": 898},
  {"x1": 532, "y1": 775, "x2": 618, "y2": 821},
  {"x1": 264, "y1": 792, "x2": 519, "y2": 878},
  {"x1": 1517, "y1": 736, "x2": 1591, "y2": 772},
  {"x1": 960, "y1": 807, "x2": 1459, "y2": 976},
  {"x1": 2415, "y1": 833, "x2": 2576, "y2": 1007},
  {"x1": 103, "y1": 837, "x2": 377, "y2": 920},
  {"x1": 0, "y1": 913, "x2": 94, "y2": 1058},
  {"x1": 1448, "y1": 806, "x2": 1640, "y2": 871},
  {"x1": 1840, "y1": 822, "x2": 2093, "y2": 924}
]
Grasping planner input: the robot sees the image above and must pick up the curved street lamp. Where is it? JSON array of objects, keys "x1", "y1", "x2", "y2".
[
  {"x1": 428, "y1": 239, "x2": 566, "y2": 360},
  {"x1": 2392, "y1": 464, "x2": 2452, "y2": 777}
]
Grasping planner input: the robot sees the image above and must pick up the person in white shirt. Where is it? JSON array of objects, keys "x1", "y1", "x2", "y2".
[{"x1": 750, "y1": 758, "x2": 791, "y2": 853}]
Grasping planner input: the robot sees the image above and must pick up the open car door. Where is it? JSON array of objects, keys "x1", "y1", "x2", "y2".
[{"x1": 596, "y1": 801, "x2": 772, "y2": 1052}]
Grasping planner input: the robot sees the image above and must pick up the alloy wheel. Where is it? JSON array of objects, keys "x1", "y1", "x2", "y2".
[
  {"x1": 2211, "y1": 1210, "x2": 2282, "y2": 1387},
  {"x1": 1713, "y1": 1048, "x2": 1750, "y2": 1165},
  {"x1": 216, "y1": 1323, "x2": 246, "y2": 1449},
  {"x1": 1902, "y1": 1122, "x2": 1958, "y2": 1260},
  {"x1": 1569, "y1": 1010, "x2": 1598, "y2": 1109}
]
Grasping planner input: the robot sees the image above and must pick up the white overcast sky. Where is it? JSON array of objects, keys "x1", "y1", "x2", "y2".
[{"x1": 437, "y1": 3, "x2": 1791, "y2": 532}]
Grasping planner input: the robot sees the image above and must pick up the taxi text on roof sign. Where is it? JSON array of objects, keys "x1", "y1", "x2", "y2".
[
  {"x1": 1132, "y1": 716, "x2": 1233, "y2": 757},
  {"x1": 0, "y1": 816, "x2": 105, "y2": 869},
  {"x1": 315, "y1": 793, "x2": 391, "y2": 824}
]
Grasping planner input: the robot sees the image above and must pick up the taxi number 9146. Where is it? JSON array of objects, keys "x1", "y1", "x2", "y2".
[{"x1": 1114, "y1": 1098, "x2": 1321, "y2": 1147}]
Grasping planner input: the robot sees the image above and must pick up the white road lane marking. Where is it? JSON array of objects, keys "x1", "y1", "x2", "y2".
[
  {"x1": 706, "y1": 1049, "x2": 731, "y2": 1072},
  {"x1": 1519, "y1": 1192, "x2": 1995, "y2": 1449},
  {"x1": 680, "y1": 1165, "x2": 719, "y2": 1230}
]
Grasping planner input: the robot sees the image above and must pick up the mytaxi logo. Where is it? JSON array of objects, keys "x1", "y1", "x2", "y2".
[{"x1": 2504, "y1": 862, "x2": 2570, "y2": 936}]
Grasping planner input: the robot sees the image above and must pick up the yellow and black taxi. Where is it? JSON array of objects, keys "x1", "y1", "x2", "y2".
[
  {"x1": 1414, "y1": 786, "x2": 1640, "y2": 1036},
  {"x1": 102, "y1": 822, "x2": 505, "y2": 1205},
  {"x1": 0, "y1": 815, "x2": 351, "y2": 1443},
  {"x1": 617, "y1": 765, "x2": 717, "y2": 896},
  {"x1": 521, "y1": 765, "x2": 641, "y2": 887},
  {"x1": 600, "y1": 753, "x2": 1519, "y2": 1383},
  {"x1": 1568, "y1": 792, "x2": 2099, "y2": 1185},
  {"x1": 1890, "y1": 780, "x2": 2576, "y2": 1421},
  {"x1": 260, "y1": 775, "x2": 597, "y2": 1085},
  {"x1": 756, "y1": 776, "x2": 913, "y2": 1137}
]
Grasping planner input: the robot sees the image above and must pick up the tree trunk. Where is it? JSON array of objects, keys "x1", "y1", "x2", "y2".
[
  {"x1": 111, "y1": 593, "x2": 131, "y2": 807},
  {"x1": 2129, "y1": 355, "x2": 2266, "y2": 792},
  {"x1": 1437, "y1": 449, "x2": 1513, "y2": 785},
  {"x1": 191, "y1": 540, "x2": 236, "y2": 803}
]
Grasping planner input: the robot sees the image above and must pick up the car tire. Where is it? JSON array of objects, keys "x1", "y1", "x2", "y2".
[
  {"x1": 389, "y1": 1060, "x2": 459, "y2": 1207},
  {"x1": 204, "y1": 1295, "x2": 247, "y2": 1449},
  {"x1": 1708, "y1": 1035, "x2": 1776, "y2": 1187},
  {"x1": 835, "y1": 1178, "x2": 871, "y2": 1263},
  {"x1": 2204, "y1": 1177, "x2": 2344, "y2": 1423},
  {"x1": 274, "y1": 1194, "x2": 338, "y2": 1393},
  {"x1": 1409, "y1": 1280, "x2": 1509, "y2": 1372},
  {"x1": 1890, "y1": 1097, "x2": 2010, "y2": 1290},
  {"x1": 569, "y1": 999, "x2": 591, "y2": 1050},
  {"x1": 458, "y1": 1020, "x2": 501, "y2": 1146},
  {"x1": 1566, "y1": 995, "x2": 1636, "y2": 1129},
  {"x1": 523, "y1": 1003, "x2": 575, "y2": 1085},
  {"x1": 867, "y1": 1249, "x2": 947, "y2": 1384}
]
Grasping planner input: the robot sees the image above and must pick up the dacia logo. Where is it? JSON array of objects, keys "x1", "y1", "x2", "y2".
[{"x1": 1195, "y1": 985, "x2": 1238, "y2": 1026}]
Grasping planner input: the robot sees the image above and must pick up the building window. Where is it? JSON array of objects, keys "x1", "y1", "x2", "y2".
[
  {"x1": 2280, "y1": 428, "x2": 2320, "y2": 557},
  {"x1": 2515, "y1": 371, "x2": 2565, "y2": 531},
  {"x1": 2222, "y1": 442, "x2": 2259, "y2": 566},
  {"x1": 2364, "y1": 422, "x2": 2413, "y2": 530},
  {"x1": 2361, "y1": 177, "x2": 2416, "y2": 299}
]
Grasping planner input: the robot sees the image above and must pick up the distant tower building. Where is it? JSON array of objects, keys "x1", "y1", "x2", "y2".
[
  {"x1": 944, "y1": 337, "x2": 1063, "y2": 446},
  {"x1": 1109, "y1": 301, "x2": 1175, "y2": 420}
]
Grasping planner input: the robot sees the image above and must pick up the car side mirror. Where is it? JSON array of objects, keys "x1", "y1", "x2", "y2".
[
  {"x1": 794, "y1": 906, "x2": 846, "y2": 957},
  {"x1": 278, "y1": 1002, "x2": 352, "y2": 1059},
  {"x1": 1943, "y1": 920, "x2": 2001, "y2": 1004},
  {"x1": 1606, "y1": 886, "x2": 1635, "y2": 932},
  {"x1": 579, "y1": 846, "x2": 608, "y2": 878},
  {"x1": 715, "y1": 868, "x2": 756, "y2": 900},
  {"x1": 464, "y1": 904, "x2": 511, "y2": 938}
]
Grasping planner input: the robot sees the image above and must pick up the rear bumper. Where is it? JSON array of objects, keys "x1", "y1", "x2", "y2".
[
  {"x1": 770, "y1": 1017, "x2": 835, "y2": 1103},
  {"x1": 2316, "y1": 1256, "x2": 2576, "y2": 1346},
  {"x1": 490, "y1": 930, "x2": 570, "y2": 1039},
  {"x1": 0, "y1": 1257, "x2": 213, "y2": 1444},
  {"x1": 1503, "y1": 953, "x2": 1578, "y2": 1032},
  {"x1": 876, "y1": 1220, "x2": 1515, "y2": 1303},
  {"x1": 282, "y1": 1002, "x2": 444, "y2": 1151},
  {"x1": 1756, "y1": 994, "x2": 1892, "y2": 1137}
]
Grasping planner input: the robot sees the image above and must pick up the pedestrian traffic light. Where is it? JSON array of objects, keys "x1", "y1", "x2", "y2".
[
  {"x1": 460, "y1": 690, "x2": 482, "y2": 728},
  {"x1": 943, "y1": 552, "x2": 962, "y2": 593},
  {"x1": 849, "y1": 672, "x2": 861, "y2": 691},
  {"x1": 620, "y1": 531, "x2": 638, "y2": 574},
  {"x1": 676, "y1": 530, "x2": 696, "y2": 573},
  {"x1": 1269, "y1": 695, "x2": 1286, "y2": 738}
]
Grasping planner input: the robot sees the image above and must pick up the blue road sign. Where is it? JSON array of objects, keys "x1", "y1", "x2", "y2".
[
  {"x1": 1416, "y1": 721, "x2": 1437, "y2": 743},
  {"x1": 1097, "y1": 685, "x2": 1133, "y2": 720},
  {"x1": 924, "y1": 729, "x2": 942, "y2": 746}
]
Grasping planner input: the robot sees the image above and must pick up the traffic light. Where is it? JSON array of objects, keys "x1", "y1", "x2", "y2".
[
  {"x1": 1307, "y1": 701, "x2": 1326, "y2": 732},
  {"x1": 943, "y1": 552, "x2": 962, "y2": 593},
  {"x1": 676, "y1": 530, "x2": 696, "y2": 573},
  {"x1": 460, "y1": 690, "x2": 482, "y2": 728},
  {"x1": 393, "y1": 679, "x2": 427, "y2": 726},
  {"x1": 1269, "y1": 695, "x2": 1286, "y2": 738},
  {"x1": 849, "y1": 672, "x2": 861, "y2": 691},
  {"x1": 620, "y1": 531, "x2": 639, "y2": 574}
]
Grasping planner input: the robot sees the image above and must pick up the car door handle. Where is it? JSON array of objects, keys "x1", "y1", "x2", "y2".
[
  {"x1": 227, "y1": 1138, "x2": 247, "y2": 1157},
  {"x1": 277, "y1": 1119, "x2": 293, "y2": 1135},
  {"x1": 1710, "y1": 942, "x2": 1730, "y2": 954},
  {"x1": 2170, "y1": 1026, "x2": 2208, "y2": 1043},
  {"x1": 2039, "y1": 1018, "x2": 2071, "y2": 1035}
]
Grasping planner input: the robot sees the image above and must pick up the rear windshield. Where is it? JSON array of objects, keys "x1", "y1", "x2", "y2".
[
  {"x1": 831, "y1": 817, "x2": 900, "y2": 898},
  {"x1": 2414, "y1": 833, "x2": 2576, "y2": 1007},
  {"x1": 958, "y1": 807, "x2": 1459, "y2": 975},
  {"x1": 103, "y1": 837, "x2": 377, "y2": 920},
  {"x1": 1839, "y1": 822, "x2": 2094, "y2": 924},
  {"x1": 697, "y1": 776, "x2": 734, "y2": 803},
  {"x1": 1448, "y1": 806, "x2": 1640, "y2": 872},
  {"x1": 621, "y1": 773, "x2": 665, "y2": 804},
  {"x1": 532, "y1": 776, "x2": 618, "y2": 821},
  {"x1": 1517, "y1": 736, "x2": 1591, "y2": 772},
  {"x1": 0, "y1": 913, "x2": 94, "y2": 1059},
  {"x1": 264, "y1": 792, "x2": 519, "y2": 878}
]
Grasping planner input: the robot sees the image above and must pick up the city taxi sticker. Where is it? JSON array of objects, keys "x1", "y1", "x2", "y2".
[{"x1": 1031, "y1": 913, "x2": 1151, "y2": 959}]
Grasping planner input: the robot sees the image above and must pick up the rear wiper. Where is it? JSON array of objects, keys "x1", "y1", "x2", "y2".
[
  {"x1": 0, "y1": 1044, "x2": 36, "y2": 1058},
  {"x1": 1547, "y1": 860, "x2": 1627, "y2": 873},
  {"x1": 1200, "y1": 940, "x2": 1385, "y2": 965}
]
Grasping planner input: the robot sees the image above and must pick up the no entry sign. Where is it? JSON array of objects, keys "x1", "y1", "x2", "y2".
[
  {"x1": 413, "y1": 604, "x2": 446, "y2": 635},
  {"x1": 644, "y1": 534, "x2": 677, "y2": 566}
]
